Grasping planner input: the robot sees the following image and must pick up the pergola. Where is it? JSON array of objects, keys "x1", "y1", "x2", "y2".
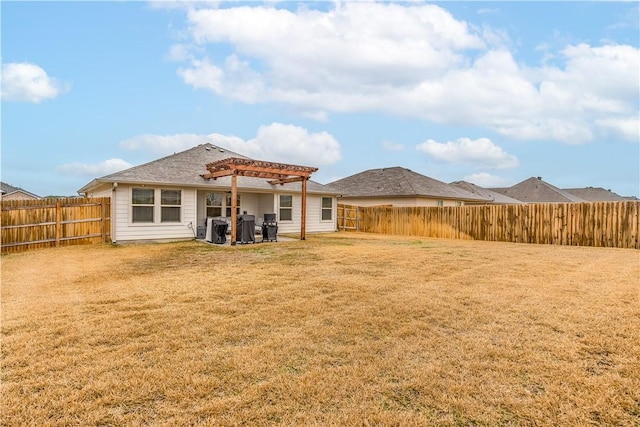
[{"x1": 201, "y1": 158, "x2": 318, "y2": 245}]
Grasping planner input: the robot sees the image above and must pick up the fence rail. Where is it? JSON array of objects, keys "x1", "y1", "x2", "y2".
[
  {"x1": 337, "y1": 202, "x2": 639, "y2": 249},
  {"x1": 1, "y1": 197, "x2": 111, "y2": 254}
]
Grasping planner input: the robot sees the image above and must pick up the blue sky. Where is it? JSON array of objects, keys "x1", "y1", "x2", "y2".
[{"x1": 2, "y1": 1, "x2": 639, "y2": 197}]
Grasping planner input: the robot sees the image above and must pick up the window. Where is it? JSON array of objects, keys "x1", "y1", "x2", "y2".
[
  {"x1": 225, "y1": 193, "x2": 241, "y2": 217},
  {"x1": 131, "y1": 188, "x2": 182, "y2": 224},
  {"x1": 321, "y1": 197, "x2": 333, "y2": 221},
  {"x1": 206, "y1": 192, "x2": 223, "y2": 217},
  {"x1": 161, "y1": 189, "x2": 181, "y2": 222},
  {"x1": 132, "y1": 188, "x2": 154, "y2": 223},
  {"x1": 279, "y1": 195, "x2": 293, "y2": 221},
  {"x1": 456, "y1": 201, "x2": 463, "y2": 207},
  {"x1": 436, "y1": 200, "x2": 444, "y2": 207}
]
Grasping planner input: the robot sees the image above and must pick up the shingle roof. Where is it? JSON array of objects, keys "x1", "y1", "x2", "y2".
[
  {"x1": 327, "y1": 167, "x2": 490, "y2": 202},
  {"x1": 563, "y1": 187, "x2": 627, "y2": 202},
  {"x1": 0, "y1": 181, "x2": 40, "y2": 198},
  {"x1": 78, "y1": 143, "x2": 337, "y2": 195},
  {"x1": 449, "y1": 181, "x2": 524, "y2": 204},
  {"x1": 490, "y1": 177, "x2": 587, "y2": 203}
]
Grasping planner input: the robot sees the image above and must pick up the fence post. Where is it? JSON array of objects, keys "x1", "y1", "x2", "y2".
[{"x1": 55, "y1": 201, "x2": 61, "y2": 247}]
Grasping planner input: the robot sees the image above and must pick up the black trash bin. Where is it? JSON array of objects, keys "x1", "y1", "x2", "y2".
[
  {"x1": 262, "y1": 213, "x2": 278, "y2": 242},
  {"x1": 236, "y1": 214, "x2": 255, "y2": 244},
  {"x1": 213, "y1": 220, "x2": 228, "y2": 244}
]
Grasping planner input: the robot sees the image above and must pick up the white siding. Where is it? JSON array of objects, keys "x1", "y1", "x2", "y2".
[
  {"x1": 306, "y1": 195, "x2": 337, "y2": 233},
  {"x1": 90, "y1": 184, "x2": 335, "y2": 242},
  {"x1": 112, "y1": 185, "x2": 197, "y2": 242},
  {"x1": 275, "y1": 192, "x2": 336, "y2": 234}
]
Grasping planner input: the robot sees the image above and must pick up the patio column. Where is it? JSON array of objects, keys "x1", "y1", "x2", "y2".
[
  {"x1": 230, "y1": 173, "x2": 237, "y2": 245},
  {"x1": 301, "y1": 177, "x2": 307, "y2": 240}
]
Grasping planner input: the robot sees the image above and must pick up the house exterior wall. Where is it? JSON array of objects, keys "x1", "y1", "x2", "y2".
[
  {"x1": 338, "y1": 196, "x2": 465, "y2": 207},
  {"x1": 274, "y1": 191, "x2": 336, "y2": 234},
  {"x1": 87, "y1": 184, "x2": 336, "y2": 243},
  {"x1": 110, "y1": 184, "x2": 197, "y2": 242}
]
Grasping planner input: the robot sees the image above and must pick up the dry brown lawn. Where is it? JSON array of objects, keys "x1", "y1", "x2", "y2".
[{"x1": 1, "y1": 232, "x2": 639, "y2": 426}]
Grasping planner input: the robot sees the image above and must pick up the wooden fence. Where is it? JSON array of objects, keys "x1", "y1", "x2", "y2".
[
  {"x1": 1, "y1": 197, "x2": 111, "y2": 254},
  {"x1": 337, "y1": 202, "x2": 640, "y2": 249}
]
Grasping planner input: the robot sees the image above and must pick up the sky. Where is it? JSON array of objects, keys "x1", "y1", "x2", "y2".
[{"x1": 2, "y1": 1, "x2": 639, "y2": 198}]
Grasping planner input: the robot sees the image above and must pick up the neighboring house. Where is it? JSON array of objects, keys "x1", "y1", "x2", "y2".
[
  {"x1": 563, "y1": 187, "x2": 627, "y2": 202},
  {"x1": 78, "y1": 143, "x2": 339, "y2": 243},
  {"x1": 327, "y1": 167, "x2": 490, "y2": 207},
  {"x1": 490, "y1": 177, "x2": 587, "y2": 203},
  {"x1": 449, "y1": 181, "x2": 524, "y2": 204},
  {"x1": 0, "y1": 182, "x2": 40, "y2": 201}
]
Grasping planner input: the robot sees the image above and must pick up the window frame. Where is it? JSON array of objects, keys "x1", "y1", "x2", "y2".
[
  {"x1": 321, "y1": 196, "x2": 333, "y2": 221},
  {"x1": 130, "y1": 187, "x2": 183, "y2": 225},
  {"x1": 160, "y1": 189, "x2": 182, "y2": 223},
  {"x1": 131, "y1": 188, "x2": 155, "y2": 223},
  {"x1": 279, "y1": 194, "x2": 293, "y2": 221},
  {"x1": 206, "y1": 192, "x2": 223, "y2": 218}
]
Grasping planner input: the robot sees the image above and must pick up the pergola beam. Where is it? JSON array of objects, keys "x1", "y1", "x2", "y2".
[{"x1": 200, "y1": 157, "x2": 318, "y2": 245}]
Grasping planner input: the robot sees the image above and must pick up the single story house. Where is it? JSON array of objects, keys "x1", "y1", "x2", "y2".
[
  {"x1": 78, "y1": 143, "x2": 339, "y2": 243},
  {"x1": 0, "y1": 182, "x2": 40, "y2": 201},
  {"x1": 449, "y1": 181, "x2": 524, "y2": 204},
  {"x1": 490, "y1": 177, "x2": 587, "y2": 204},
  {"x1": 563, "y1": 187, "x2": 628, "y2": 202},
  {"x1": 327, "y1": 167, "x2": 490, "y2": 207}
]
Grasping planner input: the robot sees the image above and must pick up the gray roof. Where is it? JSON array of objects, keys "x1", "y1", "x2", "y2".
[
  {"x1": 327, "y1": 167, "x2": 490, "y2": 202},
  {"x1": 1, "y1": 181, "x2": 40, "y2": 198},
  {"x1": 563, "y1": 187, "x2": 627, "y2": 202},
  {"x1": 490, "y1": 177, "x2": 587, "y2": 203},
  {"x1": 78, "y1": 143, "x2": 338, "y2": 195},
  {"x1": 449, "y1": 181, "x2": 524, "y2": 204}
]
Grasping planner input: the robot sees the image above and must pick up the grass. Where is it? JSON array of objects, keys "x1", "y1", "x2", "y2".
[{"x1": 1, "y1": 232, "x2": 639, "y2": 426}]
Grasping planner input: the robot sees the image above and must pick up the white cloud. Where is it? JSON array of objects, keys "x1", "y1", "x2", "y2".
[
  {"x1": 57, "y1": 159, "x2": 133, "y2": 176},
  {"x1": 120, "y1": 123, "x2": 341, "y2": 166},
  {"x1": 171, "y1": 3, "x2": 639, "y2": 144},
  {"x1": 416, "y1": 137, "x2": 519, "y2": 169},
  {"x1": 166, "y1": 44, "x2": 194, "y2": 62},
  {"x1": 463, "y1": 172, "x2": 512, "y2": 188},
  {"x1": 382, "y1": 140, "x2": 405, "y2": 151},
  {"x1": 1, "y1": 62, "x2": 68, "y2": 103},
  {"x1": 178, "y1": 3, "x2": 484, "y2": 107},
  {"x1": 595, "y1": 117, "x2": 640, "y2": 142}
]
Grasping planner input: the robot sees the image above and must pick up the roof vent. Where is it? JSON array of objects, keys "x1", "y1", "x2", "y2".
[
  {"x1": 537, "y1": 176, "x2": 542, "y2": 180},
  {"x1": 219, "y1": 149, "x2": 225, "y2": 153}
]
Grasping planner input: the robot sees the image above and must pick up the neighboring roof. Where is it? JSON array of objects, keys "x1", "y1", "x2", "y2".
[
  {"x1": 78, "y1": 143, "x2": 338, "y2": 195},
  {"x1": 0, "y1": 182, "x2": 40, "y2": 199},
  {"x1": 450, "y1": 181, "x2": 524, "y2": 204},
  {"x1": 490, "y1": 177, "x2": 587, "y2": 203},
  {"x1": 563, "y1": 187, "x2": 627, "y2": 202},
  {"x1": 327, "y1": 167, "x2": 490, "y2": 202}
]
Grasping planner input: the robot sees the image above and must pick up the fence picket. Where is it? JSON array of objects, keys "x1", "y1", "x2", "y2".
[
  {"x1": 337, "y1": 202, "x2": 639, "y2": 249},
  {"x1": 1, "y1": 197, "x2": 111, "y2": 254}
]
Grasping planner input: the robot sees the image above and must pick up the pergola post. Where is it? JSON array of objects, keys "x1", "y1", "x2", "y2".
[
  {"x1": 301, "y1": 177, "x2": 307, "y2": 240},
  {"x1": 230, "y1": 173, "x2": 238, "y2": 245}
]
